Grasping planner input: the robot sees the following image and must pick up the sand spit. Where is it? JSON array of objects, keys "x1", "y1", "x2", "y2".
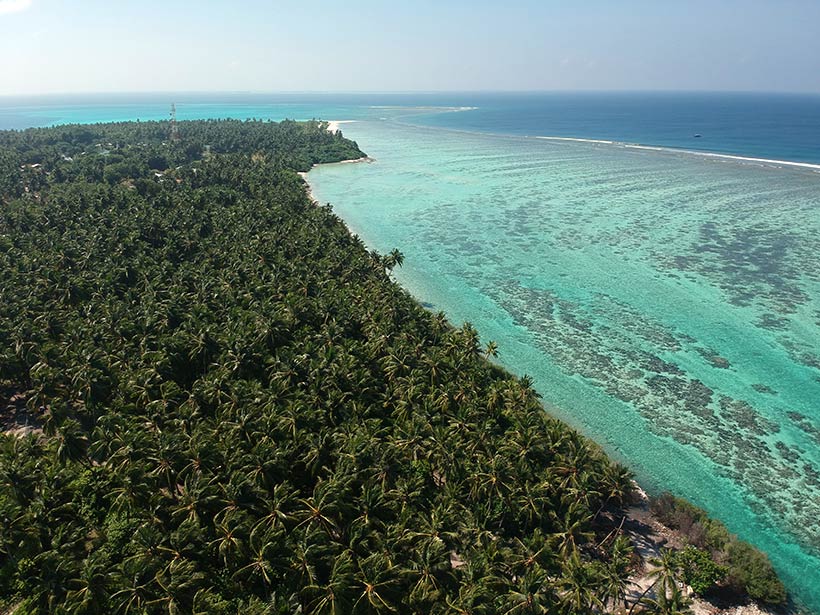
[{"x1": 326, "y1": 120, "x2": 357, "y2": 134}]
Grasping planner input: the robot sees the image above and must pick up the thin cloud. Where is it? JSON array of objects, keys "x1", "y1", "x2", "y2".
[{"x1": 0, "y1": 0, "x2": 33, "y2": 16}]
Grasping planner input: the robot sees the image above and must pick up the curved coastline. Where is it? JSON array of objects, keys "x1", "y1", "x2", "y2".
[
  {"x1": 307, "y1": 118, "x2": 820, "y2": 613},
  {"x1": 302, "y1": 162, "x2": 792, "y2": 615},
  {"x1": 304, "y1": 125, "x2": 797, "y2": 613}
]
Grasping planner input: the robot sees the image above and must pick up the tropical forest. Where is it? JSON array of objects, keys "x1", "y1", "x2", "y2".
[{"x1": 0, "y1": 119, "x2": 785, "y2": 613}]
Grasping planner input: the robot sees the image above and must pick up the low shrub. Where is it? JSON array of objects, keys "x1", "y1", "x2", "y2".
[{"x1": 650, "y1": 493, "x2": 786, "y2": 605}]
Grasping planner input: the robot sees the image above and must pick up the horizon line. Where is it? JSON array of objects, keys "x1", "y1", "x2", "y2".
[{"x1": 2, "y1": 88, "x2": 820, "y2": 99}]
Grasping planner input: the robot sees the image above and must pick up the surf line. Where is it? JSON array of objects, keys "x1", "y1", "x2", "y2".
[{"x1": 532, "y1": 136, "x2": 820, "y2": 171}]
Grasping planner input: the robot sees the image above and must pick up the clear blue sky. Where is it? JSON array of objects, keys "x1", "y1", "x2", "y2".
[{"x1": 1, "y1": 0, "x2": 819, "y2": 95}]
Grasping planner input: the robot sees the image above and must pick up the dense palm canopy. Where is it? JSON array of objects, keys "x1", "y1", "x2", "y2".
[{"x1": 0, "y1": 119, "x2": 636, "y2": 613}]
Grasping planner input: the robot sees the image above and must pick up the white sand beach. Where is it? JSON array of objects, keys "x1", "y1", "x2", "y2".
[{"x1": 326, "y1": 120, "x2": 356, "y2": 134}]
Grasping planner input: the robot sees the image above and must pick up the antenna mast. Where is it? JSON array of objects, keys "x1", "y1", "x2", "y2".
[{"x1": 169, "y1": 103, "x2": 180, "y2": 141}]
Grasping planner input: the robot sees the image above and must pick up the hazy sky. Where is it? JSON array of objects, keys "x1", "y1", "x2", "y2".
[{"x1": 1, "y1": 0, "x2": 819, "y2": 95}]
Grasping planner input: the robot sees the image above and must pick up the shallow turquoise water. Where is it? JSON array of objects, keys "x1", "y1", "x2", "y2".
[{"x1": 309, "y1": 119, "x2": 820, "y2": 611}]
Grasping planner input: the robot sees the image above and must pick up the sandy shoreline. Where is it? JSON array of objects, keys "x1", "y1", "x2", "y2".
[
  {"x1": 298, "y1": 158, "x2": 371, "y2": 203},
  {"x1": 326, "y1": 119, "x2": 356, "y2": 134},
  {"x1": 621, "y1": 486, "x2": 782, "y2": 615},
  {"x1": 298, "y1": 125, "x2": 786, "y2": 615},
  {"x1": 300, "y1": 120, "x2": 373, "y2": 201}
]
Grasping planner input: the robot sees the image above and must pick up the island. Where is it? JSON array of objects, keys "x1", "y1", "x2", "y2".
[{"x1": 0, "y1": 119, "x2": 786, "y2": 614}]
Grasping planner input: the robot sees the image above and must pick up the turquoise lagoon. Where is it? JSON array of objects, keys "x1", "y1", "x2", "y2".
[{"x1": 308, "y1": 117, "x2": 820, "y2": 611}]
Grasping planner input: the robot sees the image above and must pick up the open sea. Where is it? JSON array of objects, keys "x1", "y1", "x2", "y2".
[{"x1": 2, "y1": 92, "x2": 820, "y2": 611}]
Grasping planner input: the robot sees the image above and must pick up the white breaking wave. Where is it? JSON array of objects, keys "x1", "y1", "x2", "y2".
[
  {"x1": 535, "y1": 136, "x2": 616, "y2": 145},
  {"x1": 637, "y1": 147, "x2": 820, "y2": 171},
  {"x1": 533, "y1": 136, "x2": 820, "y2": 172},
  {"x1": 368, "y1": 105, "x2": 478, "y2": 112}
]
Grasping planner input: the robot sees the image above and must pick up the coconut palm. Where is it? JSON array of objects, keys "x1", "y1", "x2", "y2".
[
  {"x1": 497, "y1": 563, "x2": 559, "y2": 615},
  {"x1": 640, "y1": 581, "x2": 692, "y2": 615},
  {"x1": 558, "y1": 550, "x2": 604, "y2": 614},
  {"x1": 628, "y1": 549, "x2": 682, "y2": 615},
  {"x1": 63, "y1": 551, "x2": 110, "y2": 613},
  {"x1": 302, "y1": 549, "x2": 357, "y2": 615},
  {"x1": 600, "y1": 535, "x2": 633, "y2": 611},
  {"x1": 352, "y1": 552, "x2": 403, "y2": 614}
]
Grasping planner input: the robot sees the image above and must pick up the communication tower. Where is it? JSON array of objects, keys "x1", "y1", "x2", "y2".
[{"x1": 169, "y1": 103, "x2": 180, "y2": 141}]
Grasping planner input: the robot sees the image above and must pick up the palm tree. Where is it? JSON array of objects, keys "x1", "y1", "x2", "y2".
[
  {"x1": 210, "y1": 518, "x2": 246, "y2": 567},
  {"x1": 295, "y1": 482, "x2": 343, "y2": 540},
  {"x1": 640, "y1": 580, "x2": 692, "y2": 615},
  {"x1": 382, "y1": 249, "x2": 404, "y2": 272},
  {"x1": 558, "y1": 550, "x2": 604, "y2": 614},
  {"x1": 64, "y1": 551, "x2": 110, "y2": 613},
  {"x1": 600, "y1": 535, "x2": 633, "y2": 611},
  {"x1": 498, "y1": 566, "x2": 558, "y2": 615},
  {"x1": 302, "y1": 549, "x2": 356, "y2": 615},
  {"x1": 55, "y1": 418, "x2": 89, "y2": 465},
  {"x1": 594, "y1": 463, "x2": 634, "y2": 519},
  {"x1": 648, "y1": 549, "x2": 681, "y2": 600},
  {"x1": 19, "y1": 549, "x2": 71, "y2": 613},
  {"x1": 512, "y1": 484, "x2": 550, "y2": 532},
  {"x1": 170, "y1": 475, "x2": 218, "y2": 524},
  {"x1": 484, "y1": 341, "x2": 499, "y2": 359},
  {"x1": 406, "y1": 540, "x2": 454, "y2": 608},
  {"x1": 628, "y1": 549, "x2": 681, "y2": 615},
  {"x1": 231, "y1": 526, "x2": 281, "y2": 589},
  {"x1": 149, "y1": 557, "x2": 205, "y2": 614},
  {"x1": 507, "y1": 531, "x2": 555, "y2": 576},
  {"x1": 253, "y1": 481, "x2": 298, "y2": 534},
  {"x1": 352, "y1": 553, "x2": 402, "y2": 614},
  {"x1": 110, "y1": 562, "x2": 156, "y2": 615},
  {"x1": 550, "y1": 500, "x2": 594, "y2": 557}
]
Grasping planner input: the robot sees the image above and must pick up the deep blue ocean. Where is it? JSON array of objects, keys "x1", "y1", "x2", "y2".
[
  {"x1": 1, "y1": 91, "x2": 819, "y2": 164},
  {"x1": 410, "y1": 91, "x2": 820, "y2": 164},
  {"x1": 3, "y1": 92, "x2": 820, "y2": 610}
]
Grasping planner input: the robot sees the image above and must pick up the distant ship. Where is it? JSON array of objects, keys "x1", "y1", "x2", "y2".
[{"x1": 693, "y1": 134, "x2": 702, "y2": 138}]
